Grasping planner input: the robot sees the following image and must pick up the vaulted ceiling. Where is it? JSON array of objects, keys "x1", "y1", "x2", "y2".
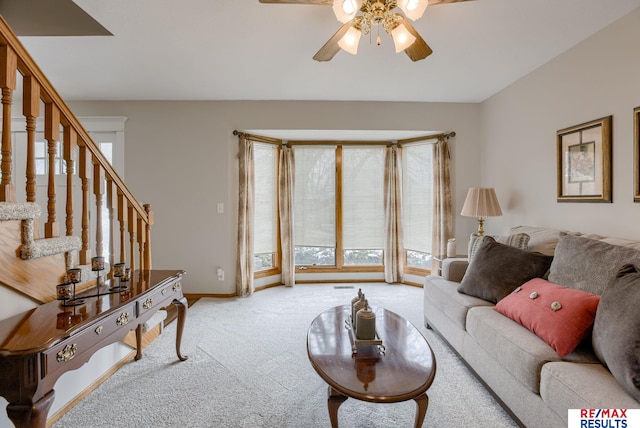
[{"x1": 6, "y1": 0, "x2": 640, "y2": 102}]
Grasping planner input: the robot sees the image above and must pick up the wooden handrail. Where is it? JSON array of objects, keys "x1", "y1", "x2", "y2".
[
  {"x1": 0, "y1": 15, "x2": 148, "y2": 222},
  {"x1": 0, "y1": 14, "x2": 153, "y2": 301}
]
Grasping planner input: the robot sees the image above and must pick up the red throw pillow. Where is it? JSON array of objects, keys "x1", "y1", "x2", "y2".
[{"x1": 494, "y1": 278, "x2": 600, "y2": 356}]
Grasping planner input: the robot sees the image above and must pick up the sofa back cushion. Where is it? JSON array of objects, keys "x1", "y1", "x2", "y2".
[
  {"x1": 592, "y1": 264, "x2": 640, "y2": 402},
  {"x1": 548, "y1": 234, "x2": 640, "y2": 296},
  {"x1": 507, "y1": 225, "x2": 576, "y2": 256}
]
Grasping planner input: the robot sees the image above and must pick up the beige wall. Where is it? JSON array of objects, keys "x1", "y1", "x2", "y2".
[
  {"x1": 481, "y1": 7, "x2": 640, "y2": 238},
  {"x1": 67, "y1": 101, "x2": 481, "y2": 294}
]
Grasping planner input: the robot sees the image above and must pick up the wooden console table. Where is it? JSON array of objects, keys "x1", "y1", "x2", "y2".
[{"x1": 0, "y1": 269, "x2": 188, "y2": 428}]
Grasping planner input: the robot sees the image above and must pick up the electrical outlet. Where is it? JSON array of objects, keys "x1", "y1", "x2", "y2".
[{"x1": 217, "y1": 268, "x2": 224, "y2": 281}]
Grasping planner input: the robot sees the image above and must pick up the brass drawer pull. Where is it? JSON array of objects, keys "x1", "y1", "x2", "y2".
[
  {"x1": 116, "y1": 312, "x2": 130, "y2": 326},
  {"x1": 143, "y1": 298, "x2": 154, "y2": 310},
  {"x1": 56, "y1": 344, "x2": 77, "y2": 362}
]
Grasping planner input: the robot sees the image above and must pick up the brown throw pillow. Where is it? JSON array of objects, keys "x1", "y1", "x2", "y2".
[
  {"x1": 592, "y1": 264, "x2": 640, "y2": 401},
  {"x1": 458, "y1": 236, "x2": 554, "y2": 303}
]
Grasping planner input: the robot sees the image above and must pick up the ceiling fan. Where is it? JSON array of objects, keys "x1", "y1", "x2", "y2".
[{"x1": 258, "y1": 0, "x2": 474, "y2": 62}]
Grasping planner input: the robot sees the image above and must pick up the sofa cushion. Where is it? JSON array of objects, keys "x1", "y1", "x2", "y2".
[
  {"x1": 592, "y1": 264, "x2": 640, "y2": 402},
  {"x1": 495, "y1": 278, "x2": 600, "y2": 357},
  {"x1": 465, "y1": 306, "x2": 561, "y2": 393},
  {"x1": 424, "y1": 275, "x2": 494, "y2": 332},
  {"x1": 548, "y1": 234, "x2": 640, "y2": 295},
  {"x1": 540, "y1": 362, "x2": 640, "y2": 424},
  {"x1": 468, "y1": 232, "x2": 530, "y2": 261},
  {"x1": 508, "y1": 225, "x2": 576, "y2": 256},
  {"x1": 458, "y1": 237, "x2": 554, "y2": 303}
]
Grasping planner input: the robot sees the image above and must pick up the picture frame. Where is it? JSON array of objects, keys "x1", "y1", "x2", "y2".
[
  {"x1": 634, "y1": 107, "x2": 640, "y2": 202},
  {"x1": 557, "y1": 116, "x2": 612, "y2": 202}
]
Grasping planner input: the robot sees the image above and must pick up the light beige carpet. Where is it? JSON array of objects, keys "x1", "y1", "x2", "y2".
[{"x1": 53, "y1": 282, "x2": 518, "y2": 428}]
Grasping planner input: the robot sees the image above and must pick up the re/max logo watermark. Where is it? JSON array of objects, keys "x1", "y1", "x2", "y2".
[{"x1": 568, "y1": 409, "x2": 640, "y2": 428}]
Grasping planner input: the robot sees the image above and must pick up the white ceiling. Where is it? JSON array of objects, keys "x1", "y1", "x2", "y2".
[{"x1": 12, "y1": 0, "x2": 640, "y2": 103}]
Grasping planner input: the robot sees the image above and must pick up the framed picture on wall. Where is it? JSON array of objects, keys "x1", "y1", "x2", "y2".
[
  {"x1": 634, "y1": 107, "x2": 640, "y2": 202},
  {"x1": 556, "y1": 116, "x2": 612, "y2": 202}
]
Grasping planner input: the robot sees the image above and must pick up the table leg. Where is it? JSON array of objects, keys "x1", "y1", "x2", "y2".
[
  {"x1": 327, "y1": 386, "x2": 348, "y2": 428},
  {"x1": 134, "y1": 323, "x2": 143, "y2": 361},
  {"x1": 173, "y1": 297, "x2": 189, "y2": 361},
  {"x1": 413, "y1": 393, "x2": 429, "y2": 428},
  {"x1": 6, "y1": 390, "x2": 55, "y2": 428}
]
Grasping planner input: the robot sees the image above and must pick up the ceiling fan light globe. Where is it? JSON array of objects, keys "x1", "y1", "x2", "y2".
[
  {"x1": 332, "y1": 0, "x2": 363, "y2": 23},
  {"x1": 397, "y1": 0, "x2": 428, "y2": 21},
  {"x1": 391, "y1": 23, "x2": 416, "y2": 52},
  {"x1": 337, "y1": 26, "x2": 362, "y2": 55}
]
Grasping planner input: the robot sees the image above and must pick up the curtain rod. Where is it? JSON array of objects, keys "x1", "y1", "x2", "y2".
[{"x1": 233, "y1": 130, "x2": 456, "y2": 146}]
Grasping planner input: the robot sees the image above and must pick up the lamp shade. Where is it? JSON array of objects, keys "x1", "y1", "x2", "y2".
[
  {"x1": 460, "y1": 188, "x2": 503, "y2": 218},
  {"x1": 391, "y1": 23, "x2": 416, "y2": 53},
  {"x1": 397, "y1": 0, "x2": 429, "y2": 21},
  {"x1": 332, "y1": 0, "x2": 363, "y2": 23},
  {"x1": 338, "y1": 26, "x2": 362, "y2": 54}
]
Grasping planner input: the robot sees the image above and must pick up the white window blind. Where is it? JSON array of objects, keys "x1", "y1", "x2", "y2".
[
  {"x1": 253, "y1": 143, "x2": 277, "y2": 255},
  {"x1": 293, "y1": 146, "x2": 336, "y2": 248},
  {"x1": 403, "y1": 143, "x2": 433, "y2": 254},
  {"x1": 342, "y1": 146, "x2": 385, "y2": 250}
]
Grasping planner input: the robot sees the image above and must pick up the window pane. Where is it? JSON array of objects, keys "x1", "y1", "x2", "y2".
[
  {"x1": 253, "y1": 143, "x2": 278, "y2": 270},
  {"x1": 294, "y1": 246, "x2": 336, "y2": 266},
  {"x1": 406, "y1": 250, "x2": 432, "y2": 269},
  {"x1": 403, "y1": 143, "x2": 433, "y2": 257},
  {"x1": 293, "y1": 147, "x2": 336, "y2": 265},
  {"x1": 344, "y1": 249, "x2": 383, "y2": 265},
  {"x1": 342, "y1": 146, "x2": 384, "y2": 265}
]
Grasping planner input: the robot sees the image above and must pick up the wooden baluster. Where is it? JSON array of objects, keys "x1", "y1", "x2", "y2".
[
  {"x1": 63, "y1": 127, "x2": 77, "y2": 236},
  {"x1": 93, "y1": 160, "x2": 104, "y2": 257},
  {"x1": 44, "y1": 103, "x2": 60, "y2": 238},
  {"x1": 78, "y1": 144, "x2": 91, "y2": 264},
  {"x1": 144, "y1": 204, "x2": 153, "y2": 270},
  {"x1": 128, "y1": 205, "x2": 137, "y2": 273},
  {"x1": 106, "y1": 178, "x2": 115, "y2": 275},
  {"x1": 137, "y1": 215, "x2": 145, "y2": 271},
  {"x1": 117, "y1": 191, "x2": 127, "y2": 263},
  {"x1": 0, "y1": 45, "x2": 17, "y2": 202},
  {"x1": 23, "y1": 76, "x2": 40, "y2": 203}
]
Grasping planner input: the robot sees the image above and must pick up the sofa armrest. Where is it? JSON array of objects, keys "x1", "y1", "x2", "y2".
[{"x1": 441, "y1": 257, "x2": 469, "y2": 282}]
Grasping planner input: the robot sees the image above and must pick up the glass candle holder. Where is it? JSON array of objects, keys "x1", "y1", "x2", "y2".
[
  {"x1": 113, "y1": 263, "x2": 126, "y2": 278},
  {"x1": 121, "y1": 267, "x2": 131, "y2": 282},
  {"x1": 56, "y1": 283, "x2": 73, "y2": 301},
  {"x1": 91, "y1": 256, "x2": 105, "y2": 271},
  {"x1": 67, "y1": 268, "x2": 82, "y2": 284}
]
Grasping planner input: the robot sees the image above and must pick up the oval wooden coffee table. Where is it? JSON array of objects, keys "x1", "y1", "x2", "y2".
[{"x1": 307, "y1": 305, "x2": 436, "y2": 428}]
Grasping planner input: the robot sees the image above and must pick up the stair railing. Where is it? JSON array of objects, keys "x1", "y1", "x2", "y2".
[{"x1": 0, "y1": 15, "x2": 152, "y2": 279}]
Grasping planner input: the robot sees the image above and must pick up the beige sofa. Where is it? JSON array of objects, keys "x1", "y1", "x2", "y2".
[{"x1": 423, "y1": 225, "x2": 640, "y2": 428}]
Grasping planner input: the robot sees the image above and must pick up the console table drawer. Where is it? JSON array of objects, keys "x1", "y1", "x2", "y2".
[
  {"x1": 42, "y1": 303, "x2": 136, "y2": 376},
  {"x1": 136, "y1": 280, "x2": 183, "y2": 316}
]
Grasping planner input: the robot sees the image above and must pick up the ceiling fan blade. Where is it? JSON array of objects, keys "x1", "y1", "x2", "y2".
[
  {"x1": 259, "y1": 0, "x2": 332, "y2": 5},
  {"x1": 399, "y1": 17, "x2": 433, "y2": 61},
  {"x1": 428, "y1": 0, "x2": 475, "y2": 5},
  {"x1": 313, "y1": 22, "x2": 352, "y2": 62}
]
